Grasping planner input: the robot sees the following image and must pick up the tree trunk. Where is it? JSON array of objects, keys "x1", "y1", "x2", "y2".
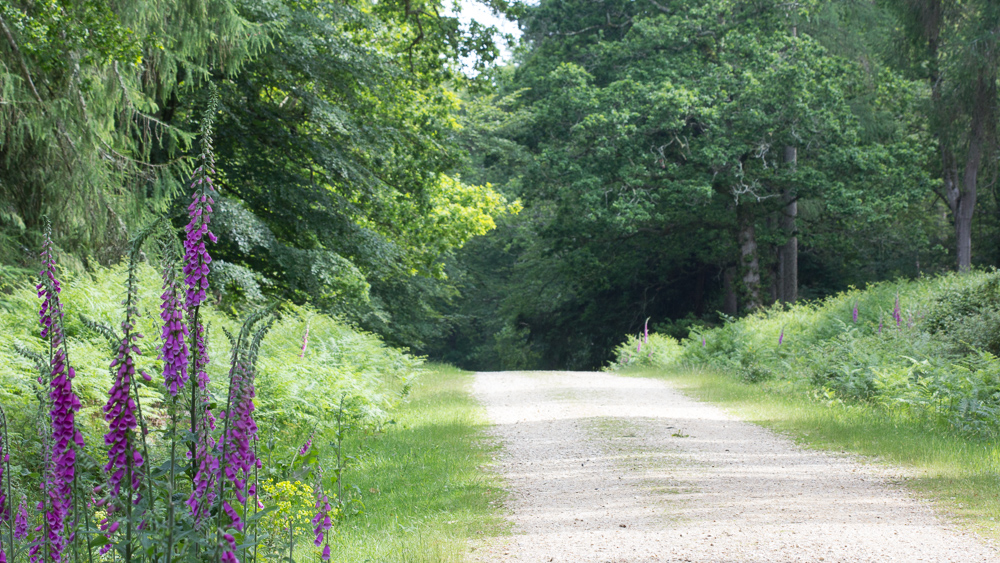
[
  {"x1": 955, "y1": 133, "x2": 981, "y2": 272},
  {"x1": 722, "y1": 267, "x2": 738, "y2": 316},
  {"x1": 944, "y1": 71, "x2": 992, "y2": 273},
  {"x1": 779, "y1": 145, "x2": 798, "y2": 302},
  {"x1": 737, "y1": 203, "x2": 761, "y2": 312}
]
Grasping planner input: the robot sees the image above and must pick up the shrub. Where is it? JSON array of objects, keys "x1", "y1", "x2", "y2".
[{"x1": 608, "y1": 270, "x2": 1000, "y2": 440}]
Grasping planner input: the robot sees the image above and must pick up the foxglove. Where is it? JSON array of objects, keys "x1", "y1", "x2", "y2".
[
  {"x1": 14, "y1": 498, "x2": 27, "y2": 540},
  {"x1": 852, "y1": 302, "x2": 858, "y2": 323},
  {"x1": 778, "y1": 328, "x2": 784, "y2": 345},
  {"x1": 299, "y1": 433, "x2": 314, "y2": 457},
  {"x1": 185, "y1": 95, "x2": 221, "y2": 522},
  {"x1": 187, "y1": 326, "x2": 218, "y2": 522},
  {"x1": 160, "y1": 257, "x2": 189, "y2": 396},
  {"x1": 36, "y1": 232, "x2": 84, "y2": 563},
  {"x1": 312, "y1": 490, "x2": 332, "y2": 549},
  {"x1": 103, "y1": 324, "x2": 145, "y2": 500},
  {"x1": 300, "y1": 323, "x2": 310, "y2": 358}
]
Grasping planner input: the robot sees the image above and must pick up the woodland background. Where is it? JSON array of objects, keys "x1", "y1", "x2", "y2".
[{"x1": 2, "y1": 0, "x2": 998, "y2": 371}]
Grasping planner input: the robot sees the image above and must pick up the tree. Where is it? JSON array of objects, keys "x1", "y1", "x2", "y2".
[
  {"x1": 431, "y1": 0, "x2": 942, "y2": 369},
  {"x1": 0, "y1": 0, "x2": 264, "y2": 263},
  {"x1": 886, "y1": 0, "x2": 1000, "y2": 272}
]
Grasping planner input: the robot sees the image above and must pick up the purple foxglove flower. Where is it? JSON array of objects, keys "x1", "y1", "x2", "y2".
[
  {"x1": 160, "y1": 259, "x2": 189, "y2": 396},
  {"x1": 852, "y1": 302, "x2": 858, "y2": 323},
  {"x1": 313, "y1": 492, "x2": 332, "y2": 547},
  {"x1": 36, "y1": 232, "x2": 84, "y2": 563},
  {"x1": 14, "y1": 498, "x2": 27, "y2": 540},
  {"x1": 0, "y1": 445, "x2": 5, "y2": 517},
  {"x1": 219, "y1": 351, "x2": 264, "y2": 533},
  {"x1": 636, "y1": 339, "x2": 641, "y2": 353},
  {"x1": 103, "y1": 328, "x2": 144, "y2": 500},
  {"x1": 893, "y1": 294, "x2": 901, "y2": 327},
  {"x1": 299, "y1": 434, "x2": 314, "y2": 456},
  {"x1": 702, "y1": 335, "x2": 706, "y2": 347},
  {"x1": 184, "y1": 102, "x2": 221, "y2": 522},
  {"x1": 322, "y1": 544, "x2": 331, "y2": 561},
  {"x1": 778, "y1": 328, "x2": 784, "y2": 345},
  {"x1": 643, "y1": 318, "x2": 649, "y2": 344},
  {"x1": 183, "y1": 118, "x2": 219, "y2": 312},
  {"x1": 187, "y1": 323, "x2": 218, "y2": 522},
  {"x1": 300, "y1": 323, "x2": 310, "y2": 358}
]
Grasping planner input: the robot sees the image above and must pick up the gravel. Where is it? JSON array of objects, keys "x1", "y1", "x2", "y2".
[{"x1": 470, "y1": 370, "x2": 999, "y2": 563}]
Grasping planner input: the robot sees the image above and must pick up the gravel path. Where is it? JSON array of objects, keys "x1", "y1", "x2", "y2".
[{"x1": 470, "y1": 370, "x2": 998, "y2": 563}]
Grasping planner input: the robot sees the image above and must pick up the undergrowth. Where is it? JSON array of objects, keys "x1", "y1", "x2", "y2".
[
  {"x1": 608, "y1": 270, "x2": 1000, "y2": 440},
  {"x1": 324, "y1": 364, "x2": 508, "y2": 562}
]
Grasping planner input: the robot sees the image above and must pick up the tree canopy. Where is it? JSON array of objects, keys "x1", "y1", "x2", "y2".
[{"x1": 4, "y1": 0, "x2": 1000, "y2": 370}]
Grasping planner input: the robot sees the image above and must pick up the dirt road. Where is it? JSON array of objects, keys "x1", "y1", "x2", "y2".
[{"x1": 471, "y1": 370, "x2": 997, "y2": 563}]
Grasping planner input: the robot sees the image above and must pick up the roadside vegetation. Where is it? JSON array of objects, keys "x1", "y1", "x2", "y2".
[
  {"x1": 609, "y1": 270, "x2": 1000, "y2": 537},
  {"x1": 326, "y1": 364, "x2": 508, "y2": 563}
]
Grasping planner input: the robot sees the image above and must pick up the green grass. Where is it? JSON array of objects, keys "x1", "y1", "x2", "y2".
[
  {"x1": 324, "y1": 363, "x2": 508, "y2": 562},
  {"x1": 627, "y1": 366, "x2": 1000, "y2": 539}
]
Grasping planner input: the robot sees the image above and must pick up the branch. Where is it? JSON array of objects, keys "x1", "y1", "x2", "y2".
[{"x1": 0, "y1": 13, "x2": 43, "y2": 104}]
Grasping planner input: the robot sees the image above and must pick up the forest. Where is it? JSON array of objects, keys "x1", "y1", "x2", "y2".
[{"x1": 2, "y1": 0, "x2": 1000, "y2": 561}]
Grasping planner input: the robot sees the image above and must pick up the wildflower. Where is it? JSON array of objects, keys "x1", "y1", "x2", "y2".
[
  {"x1": 312, "y1": 490, "x2": 332, "y2": 548},
  {"x1": 187, "y1": 322, "x2": 218, "y2": 522},
  {"x1": 852, "y1": 302, "x2": 858, "y2": 323},
  {"x1": 300, "y1": 322, "x2": 310, "y2": 358},
  {"x1": 220, "y1": 360, "x2": 260, "y2": 518},
  {"x1": 636, "y1": 338, "x2": 641, "y2": 353},
  {"x1": 37, "y1": 231, "x2": 84, "y2": 562},
  {"x1": 159, "y1": 259, "x2": 189, "y2": 396},
  {"x1": 702, "y1": 335, "x2": 706, "y2": 347},
  {"x1": 185, "y1": 100, "x2": 221, "y2": 522},
  {"x1": 643, "y1": 318, "x2": 649, "y2": 344},
  {"x1": 893, "y1": 293, "x2": 901, "y2": 327},
  {"x1": 0, "y1": 444, "x2": 6, "y2": 517},
  {"x1": 778, "y1": 328, "x2": 784, "y2": 345},
  {"x1": 220, "y1": 533, "x2": 238, "y2": 563},
  {"x1": 103, "y1": 326, "x2": 144, "y2": 500},
  {"x1": 299, "y1": 434, "x2": 314, "y2": 457},
  {"x1": 0, "y1": 438, "x2": 7, "y2": 553},
  {"x1": 15, "y1": 498, "x2": 27, "y2": 540}
]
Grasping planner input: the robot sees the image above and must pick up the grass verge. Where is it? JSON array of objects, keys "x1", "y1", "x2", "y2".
[
  {"x1": 626, "y1": 366, "x2": 1000, "y2": 540},
  {"x1": 327, "y1": 363, "x2": 508, "y2": 562}
]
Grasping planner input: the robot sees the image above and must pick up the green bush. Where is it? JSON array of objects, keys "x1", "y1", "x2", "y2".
[
  {"x1": 605, "y1": 333, "x2": 683, "y2": 370},
  {"x1": 609, "y1": 270, "x2": 1000, "y2": 440}
]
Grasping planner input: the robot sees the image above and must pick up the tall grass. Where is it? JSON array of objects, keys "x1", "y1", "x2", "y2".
[{"x1": 324, "y1": 364, "x2": 508, "y2": 563}]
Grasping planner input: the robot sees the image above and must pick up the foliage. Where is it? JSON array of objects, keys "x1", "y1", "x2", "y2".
[
  {"x1": 319, "y1": 364, "x2": 509, "y2": 563},
  {"x1": 429, "y1": 0, "x2": 947, "y2": 370},
  {"x1": 605, "y1": 333, "x2": 683, "y2": 371},
  {"x1": 610, "y1": 270, "x2": 1000, "y2": 440},
  {"x1": 0, "y1": 257, "x2": 420, "y2": 562}
]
